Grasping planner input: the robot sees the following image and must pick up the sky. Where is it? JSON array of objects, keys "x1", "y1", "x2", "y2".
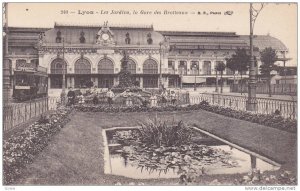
[{"x1": 6, "y1": 2, "x2": 297, "y2": 66}]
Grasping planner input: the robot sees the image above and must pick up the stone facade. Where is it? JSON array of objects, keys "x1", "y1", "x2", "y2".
[{"x1": 6, "y1": 22, "x2": 290, "y2": 93}]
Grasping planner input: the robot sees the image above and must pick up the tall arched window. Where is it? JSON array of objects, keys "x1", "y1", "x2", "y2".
[
  {"x1": 143, "y1": 59, "x2": 158, "y2": 74},
  {"x1": 50, "y1": 58, "x2": 67, "y2": 74},
  {"x1": 98, "y1": 58, "x2": 114, "y2": 74},
  {"x1": 190, "y1": 61, "x2": 199, "y2": 75},
  {"x1": 203, "y1": 61, "x2": 211, "y2": 75},
  {"x1": 74, "y1": 58, "x2": 91, "y2": 74},
  {"x1": 178, "y1": 61, "x2": 187, "y2": 75},
  {"x1": 127, "y1": 59, "x2": 136, "y2": 74}
]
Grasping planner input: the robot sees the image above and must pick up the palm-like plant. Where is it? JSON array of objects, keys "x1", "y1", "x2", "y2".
[{"x1": 138, "y1": 118, "x2": 192, "y2": 147}]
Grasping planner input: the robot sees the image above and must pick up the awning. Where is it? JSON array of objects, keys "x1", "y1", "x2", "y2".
[{"x1": 182, "y1": 76, "x2": 206, "y2": 83}]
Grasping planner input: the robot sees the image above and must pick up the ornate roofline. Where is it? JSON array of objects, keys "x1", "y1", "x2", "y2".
[
  {"x1": 54, "y1": 22, "x2": 153, "y2": 30},
  {"x1": 158, "y1": 31, "x2": 238, "y2": 37}
]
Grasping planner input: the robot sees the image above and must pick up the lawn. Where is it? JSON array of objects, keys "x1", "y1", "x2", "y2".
[{"x1": 14, "y1": 110, "x2": 297, "y2": 185}]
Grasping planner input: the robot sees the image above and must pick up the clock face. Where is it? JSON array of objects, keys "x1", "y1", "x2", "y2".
[{"x1": 101, "y1": 33, "x2": 109, "y2": 40}]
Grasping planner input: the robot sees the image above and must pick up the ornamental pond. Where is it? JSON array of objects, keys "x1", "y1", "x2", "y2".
[{"x1": 103, "y1": 127, "x2": 280, "y2": 179}]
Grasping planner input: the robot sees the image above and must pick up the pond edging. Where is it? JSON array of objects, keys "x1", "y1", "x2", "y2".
[{"x1": 190, "y1": 126, "x2": 281, "y2": 167}]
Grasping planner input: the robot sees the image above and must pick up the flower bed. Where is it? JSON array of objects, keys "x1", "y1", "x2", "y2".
[
  {"x1": 3, "y1": 106, "x2": 72, "y2": 185},
  {"x1": 74, "y1": 102, "x2": 297, "y2": 133}
]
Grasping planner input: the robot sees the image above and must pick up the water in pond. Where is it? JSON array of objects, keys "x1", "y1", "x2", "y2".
[{"x1": 105, "y1": 129, "x2": 280, "y2": 179}]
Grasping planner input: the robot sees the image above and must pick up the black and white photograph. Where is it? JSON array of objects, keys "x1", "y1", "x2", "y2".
[{"x1": 2, "y1": 2, "x2": 298, "y2": 190}]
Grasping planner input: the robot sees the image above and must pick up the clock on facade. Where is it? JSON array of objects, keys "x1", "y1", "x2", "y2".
[{"x1": 101, "y1": 33, "x2": 110, "y2": 40}]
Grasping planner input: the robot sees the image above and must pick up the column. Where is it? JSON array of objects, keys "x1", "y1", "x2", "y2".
[
  {"x1": 198, "y1": 60, "x2": 202, "y2": 75},
  {"x1": 114, "y1": 76, "x2": 118, "y2": 86},
  {"x1": 71, "y1": 77, "x2": 75, "y2": 88},
  {"x1": 174, "y1": 60, "x2": 179, "y2": 74},
  {"x1": 187, "y1": 60, "x2": 191, "y2": 75},
  {"x1": 67, "y1": 77, "x2": 71, "y2": 88},
  {"x1": 140, "y1": 77, "x2": 143, "y2": 88},
  {"x1": 93, "y1": 77, "x2": 98, "y2": 87},
  {"x1": 48, "y1": 77, "x2": 51, "y2": 89}
]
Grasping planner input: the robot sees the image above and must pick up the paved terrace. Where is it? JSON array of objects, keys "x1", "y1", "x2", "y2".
[{"x1": 15, "y1": 109, "x2": 297, "y2": 185}]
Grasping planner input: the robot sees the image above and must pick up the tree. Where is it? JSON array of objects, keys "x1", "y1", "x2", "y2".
[
  {"x1": 226, "y1": 48, "x2": 250, "y2": 94},
  {"x1": 225, "y1": 57, "x2": 237, "y2": 84},
  {"x1": 216, "y1": 62, "x2": 226, "y2": 93},
  {"x1": 260, "y1": 47, "x2": 278, "y2": 97}
]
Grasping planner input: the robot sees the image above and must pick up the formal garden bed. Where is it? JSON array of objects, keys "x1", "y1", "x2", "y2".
[
  {"x1": 3, "y1": 106, "x2": 72, "y2": 185},
  {"x1": 74, "y1": 101, "x2": 297, "y2": 133}
]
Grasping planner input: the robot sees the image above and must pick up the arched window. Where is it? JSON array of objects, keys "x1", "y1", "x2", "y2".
[
  {"x1": 203, "y1": 61, "x2": 211, "y2": 75},
  {"x1": 98, "y1": 58, "x2": 114, "y2": 74},
  {"x1": 168, "y1": 60, "x2": 175, "y2": 74},
  {"x1": 31, "y1": 59, "x2": 39, "y2": 68},
  {"x1": 50, "y1": 58, "x2": 67, "y2": 74},
  {"x1": 127, "y1": 59, "x2": 136, "y2": 74},
  {"x1": 190, "y1": 61, "x2": 199, "y2": 75},
  {"x1": 16, "y1": 59, "x2": 27, "y2": 70},
  {"x1": 178, "y1": 61, "x2": 187, "y2": 75},
  {"x1": 74, "y1": 58, "x2": 91, "y2": 74},
  {"x1": 143, "y1": 59, "x2": 158, "y2": 74}
]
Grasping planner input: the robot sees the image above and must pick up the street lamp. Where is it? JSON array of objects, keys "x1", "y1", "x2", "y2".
[
  {"x1": 214, "y1": 53, "x2": 219, "y2": 93},
  {"x1": 193, "y1": 63, "x2": 197, "y2": 91},
  {"x1": 247, "y1": 3, "x2": 264, "y2": 111},
  {"x1": 60, "y1": 37, "x2": 66, "y2": 105},
  {"x1": 3, "y1": 3, "x2": 11, "y2": 104}
]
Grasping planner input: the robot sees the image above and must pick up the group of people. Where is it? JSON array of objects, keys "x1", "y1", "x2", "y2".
[
  {"x1": 67, "y1": 86, "x2": 178, "y2": 107},
  {"x1": 160, "y1": 89, "x2": 177, "y2": 105},
  {"x1": 67, "y1": 87, "x2": 85, "y2": 105}
]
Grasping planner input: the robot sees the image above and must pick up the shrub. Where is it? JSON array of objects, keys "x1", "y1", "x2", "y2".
[
  {"x1": 138, "y1": 118, "x2": 192, "y2": 147},
  {"x1": 37, "y1": 114, "x2": 49, "y2": 124}
]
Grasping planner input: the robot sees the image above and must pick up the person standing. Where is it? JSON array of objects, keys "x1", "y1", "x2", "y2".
[
  {"x1": 67, "y1": 87, "x2": 76, "y2": 105},
  {"x1": 170, "y1": 91, "x2": 177, "y2": 105},
  {"x1": 161, "y1": 89, "x2": 168, "y2": 106},
  {"x1": 106, "y1": 88, "x2": 115, "y2": 107}
]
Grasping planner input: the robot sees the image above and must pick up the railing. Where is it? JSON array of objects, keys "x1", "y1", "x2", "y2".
[
  {"x1": 3, "y1": 97, "x2": 61, "y2": 133},
  {"x1": 230, "y1": 84, "x2": 297, "y2": 95},
  {"x1": 190, "y1": 93, "x2": 297, "y2": 120}
]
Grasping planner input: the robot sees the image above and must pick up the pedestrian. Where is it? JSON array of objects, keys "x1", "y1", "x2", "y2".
[
  {"x1": 106, "y1": 88, "x2": 115, "y2": 107},
  {"x1": 78, "y1": 92, "x2": 85, "y2": 104},
  {"x1": 161, "y1": 89, "x2": 168, "y2": 106},
  {"x1": 67, "y1": 87, "x2": 76, "y2": 105},
  {"x1": 170, "y1": 91, "x2": 177, "y2": 105}
]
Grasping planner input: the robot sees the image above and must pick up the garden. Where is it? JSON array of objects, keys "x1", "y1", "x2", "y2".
[
  {"x1": 3, "y1": 56, "x2": 297, "y2": 185},
  {"x1": 3, "y1": 102, "x2": 297, "y2": 185}
]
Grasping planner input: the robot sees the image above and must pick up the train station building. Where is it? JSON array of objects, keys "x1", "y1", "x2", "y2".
[{"x1": 6, "y1": 22, "x2": 289, "y2": 94}]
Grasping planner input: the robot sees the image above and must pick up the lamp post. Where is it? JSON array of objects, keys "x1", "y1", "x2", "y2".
[
  {"x1": 283, "y1": 51, "x2": 287, "y2": 84},
  {"x1": 3, "y1": 3, "x2": 11, "y2": 104},
  {"x1": 215, "y1": 53, "x2": 219, "y2": 93},
  {"x1": 247, "y1": 3, "x2": 264, "y2": 111},
  {"x1": 60, "y1": 37, "x2": 66, "y2": 105},
  {"x1": 193, "y1": 64, "x2": 197, "y2": 91}
]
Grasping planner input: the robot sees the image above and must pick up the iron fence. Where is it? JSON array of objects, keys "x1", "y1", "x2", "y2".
[
  {"x1": 3, "y1": 97, "x2": 60, "y2": 132},
  {"x1": 230, "y1": 84, "x2": 297, "y2": 95},
  {"x1": 190, "y1": 93, "x2": 297, "y2": 120}
]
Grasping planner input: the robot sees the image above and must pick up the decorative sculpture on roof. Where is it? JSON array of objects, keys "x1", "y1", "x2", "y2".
[{"x1": 96, "y1": 21, "x2": 115, "y2": 46}]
